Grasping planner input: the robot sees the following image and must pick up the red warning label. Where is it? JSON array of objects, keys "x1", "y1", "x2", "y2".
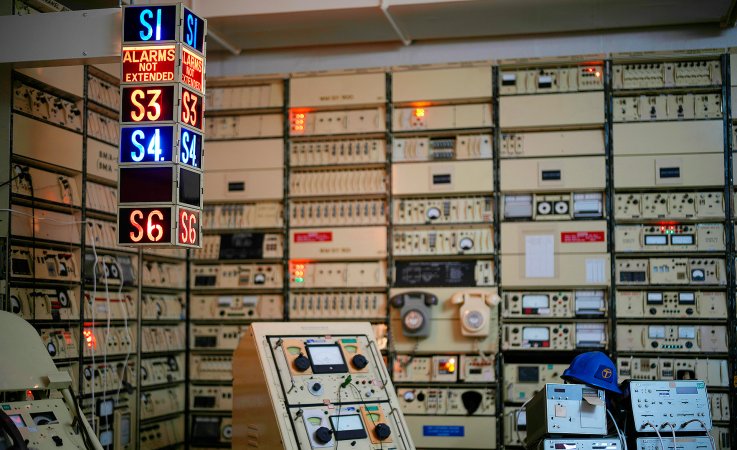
[
  {"x1": 294, "y1": 232, "x2": 333, "y2": 243},
  {"x1": 561, "y1": 231, "x2": 605, "y2": 243}
]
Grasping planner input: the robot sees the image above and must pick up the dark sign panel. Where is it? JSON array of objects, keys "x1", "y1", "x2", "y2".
[
  {"x1": 182, "y1": 7, "x2": 206, "y2": 53},
  {"x1": 180, "y1": 86, "x2": 204, "y2": 131},
  {"x1": 177, "y1": 207, "x2": 201, "y2": 246},
  {"x1": 119, "y1": 166, "x2": 174, "y2": 203}
]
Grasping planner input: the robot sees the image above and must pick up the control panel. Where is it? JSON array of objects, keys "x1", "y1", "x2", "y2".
[
  {"x1": 628, "y1": 380, "x2": 711, "y2": 432},
  {"x1": 503, "y1": 363, "x2": 568, "y2": 403},
  {"x1": 525, "y1": 384, "x2": 607, "y2": 445},
  {"x1": 233, "y1": 322, "x2": 414, "y2": 449},
  {"x1": 617, "y1": 357, "x2": 729, "y2": 387},
  {"x1": 615, "y1": 223, "x2": 725, "y2": 252},
  {"x1": 0, "y1": 398, "x2": 88, "y2": 449},
  {"x1": 503, "y1": 290, "x2": 607, "y2": 318},
  {"x1": 615, "y1": 290, "x2": 727, "y2": 319},
  {"x1": 616, "y1": 325, "x2": 728, "y2": 353},
  {"x1": 636, "y1": 436, "x2": 713, "y2": 450},
  {"x1": 537, "y1": 439, "x2": 621, "y2": 450},
  {"x1": 503, "y1": 192, "x2": 604, "y2": 220},
  {"x1": 502, "y1": 322, "x2": 607, "y2": 351}
]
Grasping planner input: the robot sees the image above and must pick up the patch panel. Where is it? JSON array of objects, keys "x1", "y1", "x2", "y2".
[{"x1": 291, "y1": 199, "x2": 386, "y2": 226}]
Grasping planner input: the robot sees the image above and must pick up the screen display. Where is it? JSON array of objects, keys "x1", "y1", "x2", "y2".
[
  {"x1": 671, "y1": 235, "x2": 695, "y2": 245},
  {"x1": 178, "y1": 208, "x2": 200, "y2": 246},
  {"x1": 678, "y1": 326, "x2": 695, "y2": 339},
  {"x1": 180, "y1": 86, "x2": 204, "y2": 130},
  {"x1": 330, "y1": 415, "x2": 364, "y2": 432},
  {"x1": 646, "y1": 292, "x2": 664, "y2": 304},
  {"x1": 678, "y1": 293, "x2": 695, "y2": 304},
  {"x1": 9, "y1": 415, "x2": 25, "y2": 428},
  {"x1": 179, "y1": 127, "x2": 202, "y2": 169},
  {"x1": 330, "y1": 415, "x2": 368, "y2": 441},
  {"x1": 182, "y1": 7, "x2": 206, "y2": 53},
  {"x1": 121, "y1": 85, "x2": 175, "y2": 124},
  {"x1": 122, "y1": 45, "x2": 176, "y2": 83},
  {"x1": 120, "y1": 125, "x2": 174, "y2": 163},
  {"x1": 178, "y1": 167, "x2": 201, "y2": 207},
  {"x1": 306, "y1": 345, "x2": 347, "y2": 374},
  {"x1": 522, "y1": 327, "x2": 549, "y2": 342},
  {"x1": 518, "y1": 366, "x2": 540, "y2": 383},
  {"x1": 118, "y1": 206, "x2": 173, "y2": 245},
  {"x1": 522, "y1": 294, "x2": 548, "y2": 309},
  {"x1": 644, "y1": 235, "x2": 667, "y2": 245},
  {"x1": 119, "y1": 166, "x2": 173, "y2": 203},
  {"x1": 648, "y1": 326, "x2": 666, "y2": 339},
  {"x1": 675, "y1": 386, "x2": 698, "y2": 394},
  {"x1": 123, "y1": 6, "x2": 178, "y2": 43}
]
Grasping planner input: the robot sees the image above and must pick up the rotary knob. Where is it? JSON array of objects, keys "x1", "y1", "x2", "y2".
[
  {"x1": 352, "y1": 354, "x2": 369, "y2": 370},
  {"x1": 374, "y1": 423, "x2": 391, "y2": 441},
  {"x1": 315, "y1": 427, "x2": 333, "y2": 444},
  {"x1": 294, "y1": 354, "x2": 311, "y2": 372}
]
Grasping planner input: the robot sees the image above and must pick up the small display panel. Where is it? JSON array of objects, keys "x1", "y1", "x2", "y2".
[
  {"x1": 118, "y1": 206, "x2": 173, "y2": 245},
  {"x1": 517, "y1": 366, "x2": 540, "y2": 383},
  {"x1": 121, "y1": 85, "x2": 175, "y2": 124},
  {"x1": 119, "y1": 125, "x2": 174, "y2": 163},
  {"x1": 306, "y1": 344, "x2": 348, "y2": 374},
  {"x1": 523, "y1": 327, "x2": 550, "y2": 347},
  {"x1": 678, "y1": 293, "x2": 696, "y2": 304},
  {"x1": 671, "y1": 235, "x2": 695, "y2": 245},
  {"x1": 329, "y1": 415, "x2": 367, "y2": 441},
  {"x1": 644, "y1": 235, "x2": 667, "y2": 245},
  {"x1": 522, "y1": 294, "x2": 549, "y2": 310},
  {"x1": 9, "y1": 415, "x2": 25, "y2": 427},
  {"x1": 123, "y1": 6, "x2": 178, "y2": 43},
  {"x1": 119, "y1": 166, "x2": 173, "y2": 203},
  {"x1": 675, "y1": 386, "x2": 698, "y2": 394}
]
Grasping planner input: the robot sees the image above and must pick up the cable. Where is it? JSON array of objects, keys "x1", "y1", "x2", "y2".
[
  {"x1": 680, "y1": 419, "x2": 715, "y2": 450},
  {"x1": 0, "y1": 173, "x2": 21, "y2": 188},
  {"x1": 607, "y1": 408, "x2": 628, "y2": 450},
  {"x1": 644, "y1": 421, "x2": 667, "y2": 450},
  {"x1": 663, "y1": 422, "x2": 677, "y2": 450},
  {"x1": 513, "y1": 397, "x2": 534, "y2": 446}
]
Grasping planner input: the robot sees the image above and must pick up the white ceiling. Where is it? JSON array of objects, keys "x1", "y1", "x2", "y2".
[{"x1": 192, "y1": 0, "x2": 736, "y2": 53}]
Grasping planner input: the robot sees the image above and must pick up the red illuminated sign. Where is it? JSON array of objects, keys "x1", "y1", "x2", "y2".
[
  {"x1": 118, "y1": 206, "x2": 173, "y2": 245},
  {"x1": 560, "y1": 231, "x2": 606, "y2": 243},
  {"x1": 181, "y1": 47, "x2": 204, "y2": 92},
  {"x1": 121, "y1": 85, "x2": 175, "y2": 123},
  {"x1": 178, "y1": 207, "x2": 200, "y2": 246},
  {"x1": 180, "y1": 86, "x2": 204, "y2": 130},
  {"x1": 122, "y1": 45, "x2": 176, "y2": 83},
  {"x1": 294, "y1": 232, "x2": 332, "y2": 243}
]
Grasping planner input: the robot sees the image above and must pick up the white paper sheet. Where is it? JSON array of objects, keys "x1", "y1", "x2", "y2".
[
  {"x1": 525, "y1": 235, "x2": 554, "y2": 278},
  {"x1": 585, "y1": 258, "x2": 606, "y2": 283}
]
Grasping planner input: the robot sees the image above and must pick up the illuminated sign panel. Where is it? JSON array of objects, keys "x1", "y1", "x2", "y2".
[
  {"x1": 118, "y1": 4, "x2": 206, "y2": 248},
  {"x1": 121, "y1": 85, "x2": 175, "y2": 123},
  {"x1": 179, "y1": 126, "x2": 202, "y2": 169},
  {"x1": 123, "y1": 6, "x2": 178, "y2": 43},
  {"x1": 118, "y1": 206, "x2": 173, "y2": 245},
  {"x1": 120, "y1": 125, "x2": 175, "y2": 164},
  {"x1": 182, "y1": 7, "x2": 206, "y2": 53},
  {"x1": 122, "y1": 45, "x2": 176, "y2": 83},
  {"x1": 178, "y1": 207, "x2": 201, "y2": 246},
  {"x1": 181, "y1": 47, "x2": 204, "y2": 93},
  {"x1": 180, "y1": 86, "x2": 204, "y2": 130}
]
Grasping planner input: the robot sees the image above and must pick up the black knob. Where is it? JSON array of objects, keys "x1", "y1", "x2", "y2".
[
  {"x1": 294, "y1": 354, "x2": 311, "y2": 372},
  {"x1": 312, "y1": 383, "x2": 322, "y2": 392},
  {"x1": 315, "y1": 426, "x2": 333, "y2": 444},
  {"x1": 352, "y1": 354, "x2": 369, "y2": 370},
  {"x1": 374, "y1": 423, "x2": 391, "y2": 441},
  {"x1": 52, "y1": 436, "x2": 63, "y2": 447},
  {"x1": 685, "y1": 342, "x2": 693, "y2": 349}
]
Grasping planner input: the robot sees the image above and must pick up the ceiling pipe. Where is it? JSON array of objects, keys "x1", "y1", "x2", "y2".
[
  {"x1": 380, "y1": 0, "x2": 412, "y2": 46},
  {"x1": 208, "y1": 28, "x2": 242, "y2": 55}
]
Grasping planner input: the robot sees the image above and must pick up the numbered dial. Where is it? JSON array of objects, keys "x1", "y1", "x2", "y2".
[{"x1": 403, "y1": 310, "x2": 425, "y2": 332}]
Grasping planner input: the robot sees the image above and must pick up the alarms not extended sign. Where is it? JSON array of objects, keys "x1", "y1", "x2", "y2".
[{"x1": 122, "y1": 45, "x2": 176, "y2": 83}]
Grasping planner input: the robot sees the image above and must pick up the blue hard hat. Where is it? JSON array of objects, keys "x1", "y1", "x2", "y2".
[{"x1": 562, "y1": 351, "x2": 622, "y2": 394}]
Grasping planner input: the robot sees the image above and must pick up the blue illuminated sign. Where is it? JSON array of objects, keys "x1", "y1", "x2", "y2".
[
  {"x1": 182, "y1": 7, "x2": 206, "y2": 53},
  {"x1": 123, "y1": 6, "x2": 178, "y2": 43},
  {"x1": 120, "y1": 126, "x2": 174, "y2": 164},
  {"x1": 179, "y1": 126, "x2": 202, "y2": 170}
]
